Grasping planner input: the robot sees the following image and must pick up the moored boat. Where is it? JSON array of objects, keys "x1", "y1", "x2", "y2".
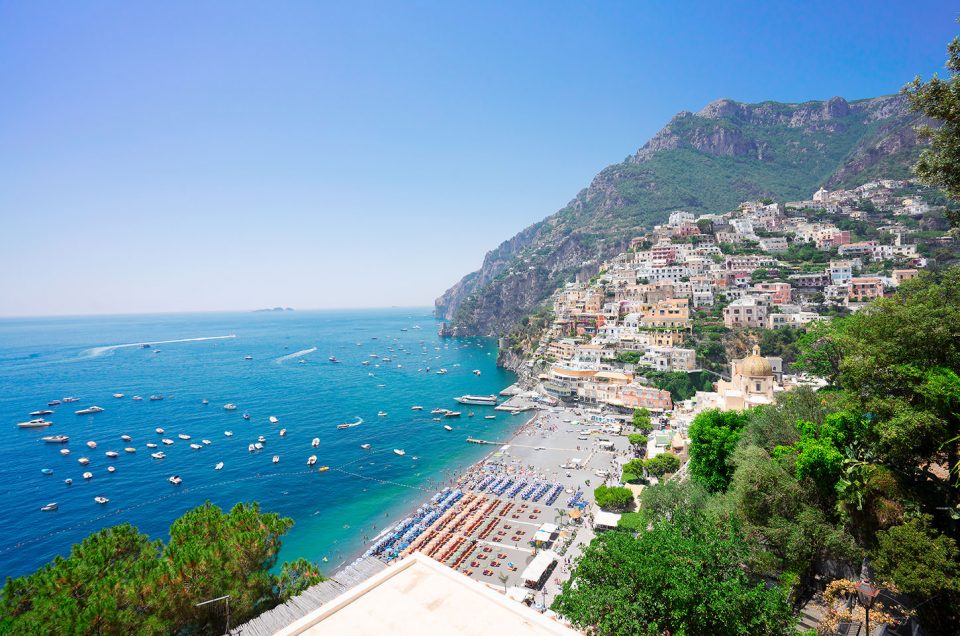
[
  {"x1": 311, "y1": 437, "x2": 320, "y2": 447},
  {"x1": 124, "y1": 447, "x2": 136, "y2": 453},
  {"x1": 17, "y1": 418, "x2": 53, "y2": 429},
  {"x1": 94, "y1": 496, "x2": 109, "y2": 504},
  {"x1": 169, "y1": 475, "x2": 182, "y2": 485},
  {"x1": 242, "y1": 412, "x2": 251, "y2": 420},
  {"x1": 41, "y1": 502, "x2": 58, "y2": 511},
  {"x1": 411, "y1": 405, "x2": 423, "y2": 411},
  {"x1": 453, "y1": 394, "x2": 498, "y2": 406},
  {"x1": 444, "y1": 411, "x2": 461, "y2": 418},
  {"x1": 41, "y1": 468, "x2": 54, "y2": 475},
  {"x1": 86, "y1": 441, "x2": 97, "y2": 449},
  {"x1": 272, "y1": 455, "x2": 279, "y2": 463},
  {"x1": 107, "y1": 466, "x2": 116, "y2": 473},
  {"x1": 360, "y1": 443, "x2": 371, "y2": 449},
  {"x1": 178, "y1": 434, "x2": 191, "y2": 440},
  {"x1": 146, "y1": 442, "x2": 158, "y2": 448},
  {"x1": 162, "y1": 438, "x2": 174, "y2": 445},
  {"x1": 224, "y1": 403, "x2": 237, "y2": 411},
  {"x1": 190, "y1": 443, "x2": 202, "y2": 449},
  {"x1": 224, "y1": 431, "x2": 233, "y2": 436},
  {"x1": 60, "y1": 448, "x2": 70, "y2": 456},
  {"x1": 41, "y1": 435, "x2": 69, "y2": 443},
  {"x1": 444, "y1": 425, "x2": 453, "y2": 431},
  {"x1": 30, "y1": 410, "x2": 54, "y2": 416},
  {"x1": 307, "y1": 455, "x2": 317, "y2": 466},
  {"x1": 47, "y1": 400, "x2": 61, "y2": 407},
  {"x1": 82, "y1": 471, "x2": 93, "y2": 480},
  {"x1": 113, "y1": 393, "x2": 124, "y2": 399},
  {"x1": 78, "y1": 457, "x2": 90, "y2": 465},
  {"x1": 269, "y1": 416, "x2": 279, "y2": 424},
  {"x1": 151, "y1": 451, "x2": 165, "y2": 459},
  {"x1": 75, "y1": 406, "x2": 104, "y2": 415},
  {"x1": 105, "y1": 451, "x2": 119, "y2": 458},
  {"x1": 393, "y1": 449, "x2": 405, "y2": 456},
  {"x1": 121, "y1": 434, "x2": 132, "y2": 441},
  {"x1": 279, "y1": 428, "x2": 286, "y2": 437},
  {"x1": 215, "y1": 462, "x2": 224, "y2": 470}
]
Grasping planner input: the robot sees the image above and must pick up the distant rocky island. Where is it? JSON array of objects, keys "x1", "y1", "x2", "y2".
[{"x1": 252, "y1": 307, "x2": 295, "y2": 312}]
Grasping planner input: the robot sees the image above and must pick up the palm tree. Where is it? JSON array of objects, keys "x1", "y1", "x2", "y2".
[
  {"x1": 554, "y1": 508, "x2": 567, "y2": 527},
  {"x1": 497, "y1": 572, "x2": 509, "y2": 592}
]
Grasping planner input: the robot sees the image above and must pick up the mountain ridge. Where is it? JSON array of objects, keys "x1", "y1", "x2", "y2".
[{"x1": 435, "y1": 93, "x2": 926, "y2": 338}]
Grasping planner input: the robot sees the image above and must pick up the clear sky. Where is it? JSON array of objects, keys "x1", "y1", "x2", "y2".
[{"x1": 1, "y1": 1, "x2": 956, "y2": 316}]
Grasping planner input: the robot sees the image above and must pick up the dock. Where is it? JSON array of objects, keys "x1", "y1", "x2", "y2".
[{"x1": 465, "y1": 437, "x2": 503, "y2": 445}]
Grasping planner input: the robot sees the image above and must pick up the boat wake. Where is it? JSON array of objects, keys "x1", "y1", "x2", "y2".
[
  {"x1": 80, "y1": 335, "x2": 237, "y2": 359},
  {"x1": 274, "y1": 347, "x2": 317, "y2": 363}
]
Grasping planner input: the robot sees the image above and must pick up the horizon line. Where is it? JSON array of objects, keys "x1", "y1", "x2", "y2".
[{"x1": 0, "y1": 305, "x2": 438, "y2": 321}]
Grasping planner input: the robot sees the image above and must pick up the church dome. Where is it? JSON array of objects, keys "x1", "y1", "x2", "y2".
[{"x1": 741, "y1": 345, "x2": 773, "y2": 377}]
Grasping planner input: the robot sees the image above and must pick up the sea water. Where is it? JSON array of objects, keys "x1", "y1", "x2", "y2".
[{"x1": 0, "y1": 309, "x2": 516, "y2": 579}]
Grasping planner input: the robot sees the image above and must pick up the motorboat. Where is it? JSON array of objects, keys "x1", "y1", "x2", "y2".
[
  {"x1": 62, "y1": 397, "x2": 79, "y2": 403},
  {"x1": 105, "y1": 451, "x2": 119, "y2": 458},
  {"x1": 436, "y1": 369, "x2": 448, "y2": 375},
  {"x1": 248, "y1": 443, "x2": 256, "y2": 452},
  {"x1": 201, "y1": 439, "x2": 211, "y2": 445},
  {"x1": 47, "y1": 400, "x2": 61, "y2": 407},
  {"x1": 30, "y1": 410, "x2": 54, "y2": 416},
  {"x1": 254, "y1": 442, "x2": 263, "y2": 450},
  {"x1": 467, "y1": 412, "x2": 474, "y2": 417},
  {"x1": 201, "y1": 399, "x2": 209, "y2": 405},
  {"x1": 473, "y1": 369, "x2": 481, "y2": 376},
  {"x1": 86, "y1": 441, "x2": 97, "y2": 449},
  {"x1": 328, "y1": 356, "x2": 339, "y2": 363},
  {"x1": 162, "y1": 439, "x2": 174, "y2": 445},
  {"x1": 360, "y1": 443, "x2": 371, "y2": 450},
  {"x1": 257, "y1": 435, "x2": 266, "y2": 443},
  {"x1": 41, "y1": 435, "x2": 69, "y2": 444},
  {"x1": 361, "y1": 360, "x2": 370, "y2": 366},
  {"x1": 411, "y1": 406, "x2": 423, "y2": 411},
  {"x1": 444, "y1": 425, "x2": 453, "y2": 431},
  {"x1": 77, "y1": 457, "x2": 90, "y2": 465},
  {"x1": 113, "y1": 393, "x2": 124, "y2": 399},
  {"x1": 298, "y1": 359, "x2": 306, "y2": 364},
  {"x1": 64, "y1": 478, "x2": 72, "y2": 485},
  {"x1": 272, "y1": 455, "x2": 279, "y2": 463},
  {"x1": 444, "y1": 411, "x2": 461, "y2": 418},
  {"x1": 454, "y1": 395, "x2": 498, "y2": 406},
  {"x1": 41, "y1": 468, "x2": 54, "y2": 475},
  {"x1": 430, "y1": 408, "x2": 448, "y2": 415},
  {"x1": 190, "y1": 443, "x2": 202, "y2": 450},
  {"x1": 124, "y1": 447, "x2": 136, "y2": 453},
  {"x1": 215, "y1": 462, "x2": 224, "y2": 470},
  {"x1": 149, "y1": 395, "x2": 163, "y2": 401},
  {"x1": 120, "y1": 434, "x2": 132, "y2": 442},
  {"x1": 151, "y1": 451, "x2": 165, "y2": 459},
  {"x1": 146, "y1": 442, "x2": 158, "y2": 448},
  {"x1": 393, "y1": 449, "x2": 405, "y2": 456},
  {"x1": 337, "y1": 417, "x2": 363, "y2": 430},
  {"x1": 279, "y1": 428, "x2": 286, "y2": 437},
  {"x1": 311, "y1": 438, "x2": 320, "y2": 447},
  {"x1": 41, "y1": 503, "x2": 58, "y2": 512},
  {"x1": 269, "y1": 416, "x2": 279, "y2": 424},
  {"x1": 225, "y1": 430, "x2": 233, "y2": 436},
  {"x1": 60, "y1": 448, "x2": 71, "y2": 456},
  {"x1": 318, "y1": 466, "x2": 329, "y2": 472},
  {"x1": 224, "y1": 403, "x2": 237, "y2": 411},
  {"x1": 169, "y1": 475, "x2": 182, "y2": 485},
  {"x1": 107, "y1": 466, "x2": 116, "y2": 473},
  {"x1": 94, "y1": 496, "x2": 109, "y2": 505},
  {"x1": 17, "y1": 419, "x2": 53, "y2": 428},
  {"x1": 377, "y1": 411, "x2": 387, "y2": 417},
  {"x1": 82, "y1": 471, "x2": 93, "y2": 480},
  {"x1": 242, "y1": 412, "x2": 251, "y2": 420},
  {"x1": 132, "y1": 396, "x2": 143, "y2": 401},
  {"x1": 178, "y1": 434, "x2": 191, "y2": 440},
  {"x1": 75, "y1": 406, "x2": 104, "y2": 415},
  {"x1": 484, "y1": 415, "x2": 496, "y2": 420},
  {"x1": 307, "y1": 455, "x2": 317, "y2": 466},
  {"x1": 244, "y1": 356, "x2": 253, "y2": 360}
]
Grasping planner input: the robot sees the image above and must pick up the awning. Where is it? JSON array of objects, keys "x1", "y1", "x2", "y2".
[
  {"x1": 594, "y1": 511, "x2": 622, "y2": 528},
  {"x1": 538, "y1": 523, "x2": 558, "y2": 534},
  {"x1": 521, "y1": 550, "x2": 558, "y2": 585}
]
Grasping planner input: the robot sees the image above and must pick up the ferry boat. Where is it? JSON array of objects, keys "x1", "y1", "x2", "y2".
[
  {"x1": 30, "y1": 410, "x2": 54, "y2": 416},
  {"x1": 75, "y1": 406, "x2": 104, "y2": 415},
  {"x1": 337, "y1": 417, "x2": 363, "y2": 430},
  {"x1": 453, "y1": 395, "x2": 498, "y2": 406},
  {"x1": 393, "y1": 449, "x2": 406, "y2": 456},
  {"x1": 41, "y1": 435, "x2": 69, "y2": 443}
]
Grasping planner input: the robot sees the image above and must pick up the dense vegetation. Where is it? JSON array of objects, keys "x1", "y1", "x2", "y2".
[
  {"x1": 0, "y1": 502, "x2": 323, "y2": 635},
  {"x1": 554, "y1": 269, "x2": 960, "y2": 635}
]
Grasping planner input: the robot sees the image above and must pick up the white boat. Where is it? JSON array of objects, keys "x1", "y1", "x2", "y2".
[
  {"x1": 224, "y1": 431, "x2": 233, "y2": 437},
  {"x1": 156, "y1": 428, "x2": 165, "y2": 434},
  {"x1": 107, "y1": 466, "x2": 116, "y2": 473},
  {"x1": 377, "y1": 411, "x2": 387, "y2": 417},
  {"x1": 360, "y1": 443, "x2": 371, "y2": 449},
  {"x1": 307, "y1": 455, "x2": 320, "y2": 467},
  {"x1": 242, "y1": 412, "x2": 251, "y2": 420},
  {"x1": 254, "y1": 442, "x2": 263, "y2": 450},
  {"x1": 146, "y1": 442, "x2": 158, "y2": 448},
  {"x1": 124, "y1": 447, "x2": 136, "y2": 453},
  {"x1": 94, "y1": 496, "x2": 109, "y2": 505},
  {"x1": 279, "y1": 428, "x2": 286, "y2": 437},
  {"x1": 473, "y1": 370, "x2": 481, "y2": 375},
  {"x1": 361, "y1": 360, "x2": 370, "y2": 366},
  {"x1": 75, "y1": 406, "x2": 105, "y2": 415},
  {"x1": 169, "y1": 475, "x2": 182, "y2": 485},
  {"x1": 41, "y1": 435, "x2": 69, "y2": 443},
  {"x1": 411, "y1": 406, "x2": 423, "y2": 411},
  {"x1": 41, "y1": 502, "x2": 58, "y2": 512},
  {"x1": 337, "y1": 417, "x2": 363, "y2": 430},
  {"x1": 257, "y1": 435, "x2": 266, "y2": 443},
  {"x1": 86, "y1": 441, "x2": 97, "y2": 449},
  {"x1": 17, "y1": 418, "x2": 53, "y2": 428},
  {"x1": 269, "y1": 416, "x2": 279, "y2": 424},
  {"x1": 47, "y1": 400, "x2": 61, "y2": 406},
  {"x1": 328, "y1": 356, "x2": 339, "y2": 363},
  {"x1": 30, "y1": 409, "x2": 54, "y2": 416},
  {"x1": 62, "y1": 397, "x2": 79, "y2": 403},
  {"x1": 272, "y1": 455, "x2": 279, "y2": 463},
  {"x1": 60, "y1": 448, "x2": 71, "y2": 456},
  {"x1": 201, "y1": 439, "x2": 211, "y2": 445},
  {"x1": 132, "y1": 396, "x2": 143, "y2": 401},
  {"x1": 64, "y1": 478, "x2": 72, "y2": 485},
  {"x1": 149, "y1": 395, "x2": 163, "y2": 401},
  {"x1": 162, "y1": 438, "x2": 174, "y2": 445},
  {"x1": 311, "y1": 438, "x2": 320, "y2": 447},
  {"x1": 201, "y1": 399, "x2": 209, "y2": 405},
  {"x1": 215, "y1": 462, "x2": 224, "y2": 470},
  {"x1": 430, "y1": 408, "x2": 448, "y2": 415},
  {"x1": 454, "y1": 395, "x2": 498, "y2": 406},
  {"x1": 444, "y1": 425, "x2": 453, "y2": 431},
  {"x1": 77, "y1": 457, "x2": 90, "y2": 465},
  {"x1": 484, "y1": 415, "x2": 496, "y2": 420},
  {"x1": 248, "y1": 443, "x2": 256, "y2": 452},
  {"x1": 151, "y1": 451, "x2": 165, "y2": 459},
  {"x1": 444, "y1": 411, "x2": 461, "y2": 418},
  {"x1": 178, "y1": 434, "x2": 191, "y2": 440},
  {"x1": 393, "y1": 449, "x2": 406, "y2": 456},
  {"x1": 224, "y1": 403, "x2": 237, "y2": 411},
  {"x1": 113, "y1": 393, "x2": 124, "y2": 399},
  {"x1": 105, "y1": 451, "x2": 119, "y2": 458},
  {"x1": 82, "y1": 471, "x2": 93, "y2": 480},
  {"x1": 244, "y1": 355, "x2": 253, "y2": 360},
  {"x1": 190, "y1": 443, "x2": 202, "y2": 450},
  {"x1": 120, "y1": 435, "x2": 132, "y2": 442},
  {"x1": 436, "y1": 369, "x2": 448, "y2": 375}
]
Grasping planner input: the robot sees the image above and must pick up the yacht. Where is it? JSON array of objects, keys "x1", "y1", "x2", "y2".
[
  {"x1": 307, "y1": 455, "x2": 317, "y2": 466},
  {"x1": 41, "y1": 435, "x2": 69, "y2": 444},
  {"x1": 393, "y1": 449, "x2": 406, "y2": 456},
  {"x1": 105, "y1": 451, "x2": 119, "y2": 458},
  {"x1": 113, "y1": 393, "x2": 125, "y2": 399},
  {"x1": 169, "y1": 476, "x2": 182, "y2": 485},
  {"x1": 311, "y1": 438, "x2": 320, "y2": 447},
  {"x1": 411, "y1": 406, "x2": 423, "y2": 411},
  {"x1": 360, "y1": 443, "x2": 371, "y2": 450},
  {"x1": 41, "y1": 503, "x2": 58, "y2": 512},
  {"x1": 18, "y1": 418, "x2": 53, "y2": 428},
  {"x1": 30, "y1": 409, "x2": 55, "y2": 416},
  {"x1": 82, "y1": 472, "x2": 93, "y2": 480},
  {"x1": 430, "y1": 408, "x2": 448, "y2": 415},
  {"x1": 215, "y1": 462, "x2": 224, "y2": 470},
  {"x1": 151, "y1": 451, "x2": 166, "y2": 459},
  {"x1": 444, "y1": 411, "x2": 461, "y2": 418},
  {"x1": 269, "y1": 416, "x2": 279, "y2": 424},
  {"x1": 47, "y1": 400, "x2": 61, "y2": 407},
  {"x1": 444, "y1": 425, "x2": 453, "y2": 431},
  {"x1": 453, "y1": 395, "x2": 498, "y2": 406},
  {"x1": 60, "y1": 448, "x2": 71, "y2": 456},
  {"x1": 178, "y1": 434, "x2": 191, "y2": 440},
  {"x1": 62, "y1": 397, "x2": 80, "y2": 403},
  {"x1": 224, "y1": 403, "x2": 237, "y2": 411},
  {"x1": 75, "y1": 406, "x2": 104, "y2": 415},
  {"x1": 190, "y1": 443, "x2": 202, "y2": 450},
  {"x1": 272, "y1": 455, "x2": 279, "y2": 464},
  {"x1": 94, "y1": 496, "x2": 109, "y2": 505},
  {"x1": 86, "y1": 441, "x2": 97, "y2": 449},
  {"x1": 224, "y1": 431, "x2": 233, "y2": 437}
]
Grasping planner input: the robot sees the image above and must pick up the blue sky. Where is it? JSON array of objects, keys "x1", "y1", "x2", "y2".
[{"x1": 1, "y1": 1, "x2": 956, "y2": 316}]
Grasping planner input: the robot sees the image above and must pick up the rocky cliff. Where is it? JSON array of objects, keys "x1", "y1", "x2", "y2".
[{"x1": 436, "y1": 94, "x2": 925, "y2": 339}]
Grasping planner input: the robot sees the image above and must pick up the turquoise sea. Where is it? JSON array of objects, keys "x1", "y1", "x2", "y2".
[{"x1": 0, "y1": 309, "x2": 516, "y2": 579}]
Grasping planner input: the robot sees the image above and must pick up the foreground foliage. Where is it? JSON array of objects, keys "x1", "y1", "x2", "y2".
[{"x1": 0, "y1": 502, "x2": 324, "y2": 635}]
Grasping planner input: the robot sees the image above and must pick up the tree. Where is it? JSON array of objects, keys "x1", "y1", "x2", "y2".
[
  {"x1": 593, "y1": 485, "x2": 635, "y2": 512},
  {"x1": 497, "y1": 571, "x2": 510, "y2": 592},
  {"x1": 621, "y1": 458, "x2": 646, "y2": 483},
  {"x1": 688, "y1": 409, "x2": 749, "y2": 493},
  {"x1": 638, "y1": 481, "x2": 709, "y2": 526},
  {"x1": 632, "y1": 407, "x2": 651, "y2": 430},
  {"x1": 627, "y1": 432, "x2": 648, "y2": 455},
  {"x1": 643, "y1": 453, "x2": 680, "y2": 478},
  {"x1": 904, "y1": 30, "x2": 960, "y2": 227},
  {"x1": 551, "y1": 515, "x2": 795, "y2": 636}
]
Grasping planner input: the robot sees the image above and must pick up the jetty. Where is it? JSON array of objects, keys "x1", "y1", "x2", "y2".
[{"x1": 465, "y1": 437, "x2": 502, "y2": 445}]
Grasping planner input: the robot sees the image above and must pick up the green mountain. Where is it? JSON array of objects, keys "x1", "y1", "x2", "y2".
[{"x1": 435, "y1": 94, "x2": 925, "y2": 337}]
